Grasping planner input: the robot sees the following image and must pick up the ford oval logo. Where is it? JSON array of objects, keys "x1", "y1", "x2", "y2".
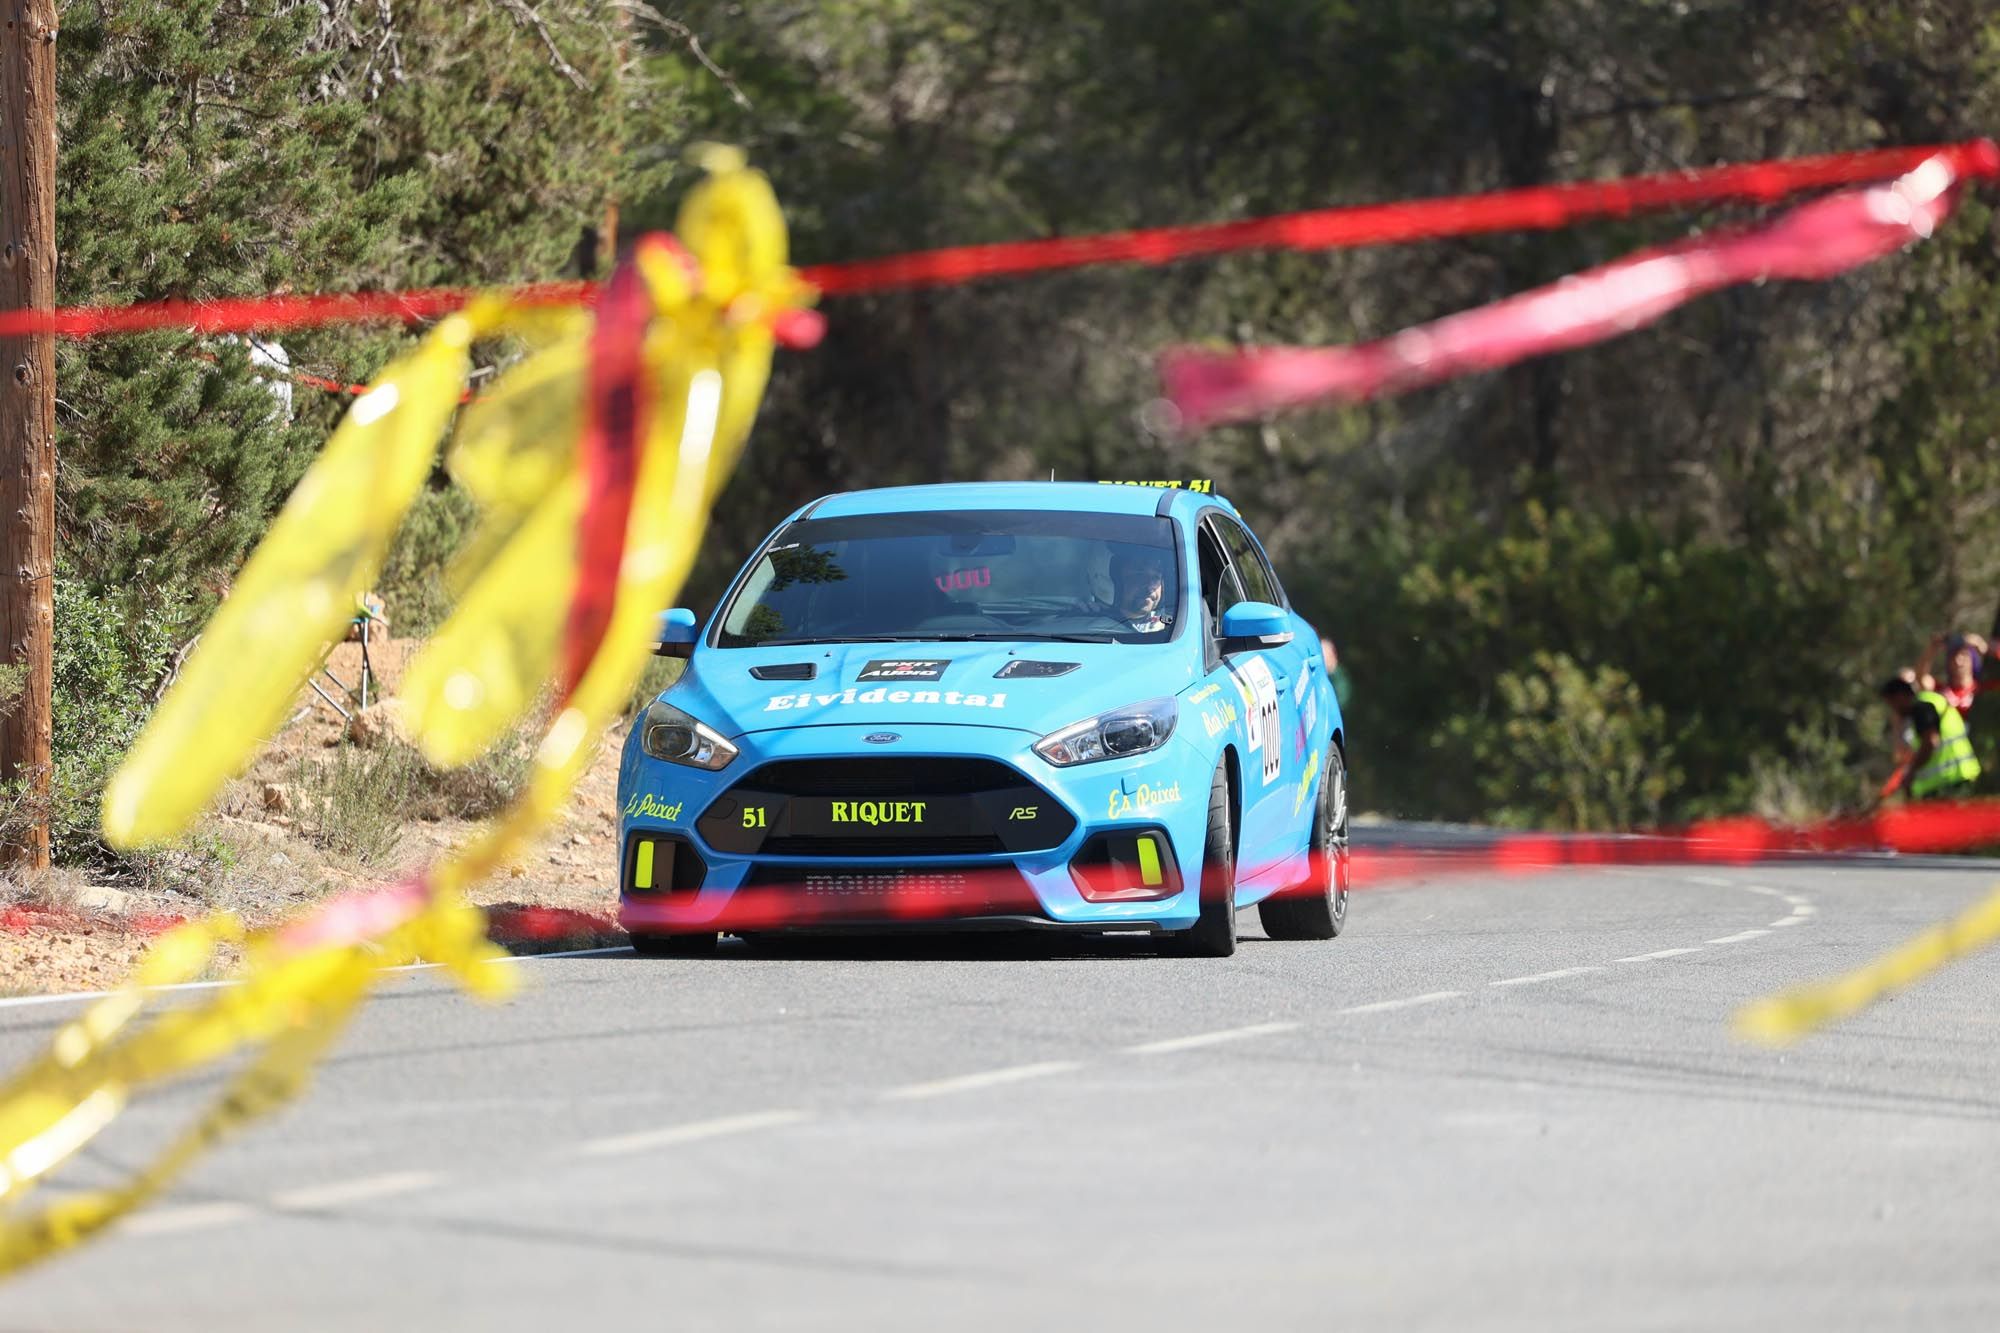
[{"x1": 863, "y1": 732, "x2": 901, "y2": 745}]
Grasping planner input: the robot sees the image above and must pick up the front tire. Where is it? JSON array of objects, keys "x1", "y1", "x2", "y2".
[
  {"x1": 1258, "y1": 745, "x2": 1349, "y2": 940},
  {"x1": 1168, "y1": 762, "x2": 1238, "y2": 957}
]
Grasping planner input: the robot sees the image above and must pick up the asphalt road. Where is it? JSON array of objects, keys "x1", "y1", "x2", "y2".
[{"x1": 4, "y1": 843, "x2": 2000, "y2": 1330}]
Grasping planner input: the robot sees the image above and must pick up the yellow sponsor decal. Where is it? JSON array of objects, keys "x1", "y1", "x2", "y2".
[
  {"x1": 1187, "y1": 682, "x2": 1222, "y2": 705},
  {"x1": 1202, "y1": 697, "x2": 1239, "y2": 739},
  {"x1": 1097, "y1": 478, "x2": 1215, "y2": 493},
  {"x1": 1107, "y1": 780, "x2": 1182, "y2": 819},
  {"x1": 623, "y1": 793, "x2": 684, "y2": 821},
  {"x1": 1293, "y1": 749, "x2": 1320, "y2": 818},
  {"x1": 831, "y1": 800, "x2": 927, "y2": 825}
]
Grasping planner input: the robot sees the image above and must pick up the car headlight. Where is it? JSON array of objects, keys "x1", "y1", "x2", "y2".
[
  {"x1": 639, "y1": 699, "x2": 739, "y2": 771},
  {"x1": 1033, "y1": 698, "x2": 1177, "y2": 767}
]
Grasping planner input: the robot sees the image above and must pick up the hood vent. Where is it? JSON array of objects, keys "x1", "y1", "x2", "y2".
[
  {"x1": 750, "y1": 662, "x2": 817, "y2": 681},
  {"x1": 995, "y1": 660, "x2": 1080, "y2": 679}
]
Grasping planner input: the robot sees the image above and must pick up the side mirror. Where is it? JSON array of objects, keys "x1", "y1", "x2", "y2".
[
  {"x1": 655, "y1": 608, "x2": 699, "y2": 659},
  {"x1": 1219, "y1": 601, "x2": 1293, "y2": 654}
]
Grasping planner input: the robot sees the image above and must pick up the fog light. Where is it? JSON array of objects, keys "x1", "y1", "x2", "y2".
[
  {"x1": 626, "y1": 834, "x2": 705, "y2": 896},
  {"x1": 1071, "y1": 829, "x2": 1180, "y2": 902}
]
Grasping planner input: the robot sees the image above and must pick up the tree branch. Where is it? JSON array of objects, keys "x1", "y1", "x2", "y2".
[
  {"x1": 617, "y1": 3, "x2": 751, "y2": 108},
  {"x1": 491, "y1": 0, "x2": 592, "y2": 92}
]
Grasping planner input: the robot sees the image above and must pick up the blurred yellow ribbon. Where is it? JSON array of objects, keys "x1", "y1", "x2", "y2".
[
  {"x1": 1735, "y1": 880, "x2": 2000, "y2": 1045},
  {"x1": 0, "y1": 149, "x2": 809, "y2": 1278}
]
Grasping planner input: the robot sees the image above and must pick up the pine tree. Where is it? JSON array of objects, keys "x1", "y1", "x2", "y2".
[{"x1": 45, "y1": 0, "x2": 672, "y2": 860}]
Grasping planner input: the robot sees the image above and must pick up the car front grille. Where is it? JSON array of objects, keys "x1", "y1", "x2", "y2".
[
  {"x1": 757, "y1": 833, "x2": 1006, "y2": 857},
  {"x1": 699, "y1": 757, "x2": 1074, "y2": 858}
]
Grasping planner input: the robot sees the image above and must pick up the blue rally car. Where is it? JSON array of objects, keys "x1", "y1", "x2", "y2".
[{"x1": 616, "y1": 481, "x2": 1347, "y2": 957}]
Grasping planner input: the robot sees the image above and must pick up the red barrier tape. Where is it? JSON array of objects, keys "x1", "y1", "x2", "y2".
[
  {"x1": 561, "y1": 242, "x2": 658, "y2": 695},
  {"x1": 616, "y1": 796, "x2": 2000, "y2": 936},
  {"x1": 796, "y1": 141, "x2": 1999, "y2": 295},
  {"x1": 0, "y1": 904, "x2": 186, "y2": 937},
  {"x1": 0, "y1": 281, "x2": 594, "y2": 341},
  {"x1": 3, "y1": 142, "x2": 1992, "y2": 344},
  {"x1": 8, "y1": 798, "x2": 1997, "y2": 947},
  {"x1": 1163, "y1": 148, "x2": 1984, "y2": 428}
]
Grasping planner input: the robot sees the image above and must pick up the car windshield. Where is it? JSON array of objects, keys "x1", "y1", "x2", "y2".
[{"x1": 715, "y1": 509, "x2": 1183, "y2": 647}]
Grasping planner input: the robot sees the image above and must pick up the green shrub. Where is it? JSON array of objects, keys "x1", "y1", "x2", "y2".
[
  {"x1": 291, "y1": 743, "x2": 425, "y2": 867},
  {"x1": 378, "y1": 484, "x2": 481, "y2": 636},
  {"x1": 1455, "y1": 651, "x2": 1681, "y2": 831},
  {"x1": 402, "y1": 731, "x2": 533, "y2": 823},
  {"x1": 31, "y1": 572, "x2": 192, "y2": 863}
]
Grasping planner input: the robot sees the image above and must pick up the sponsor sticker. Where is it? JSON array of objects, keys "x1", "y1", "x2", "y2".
[
  {"x1": 1235, "y1": 656, "x2": 1283, "y2": 785},
  {"x1": 934, "y1": 567, "x2": 992, "y2": 593},
  {"x1": 1097, "y1": 479, "x2": 1215, "y2": 493},
  {"x1": 830, "y1": 800, "x2": 928, "y2": 825},
  {"x1": 1187, "y1": 681, "x2": 1223, "y2": 705},
  {"x1": 1293, "y1": 749, "x2": 1320, "y2": 818},
  {"x1": 1202, "y1": 696, "x2": 1239, "y2": 739},
  {"x1": 764, "y1": 689, "x2": 1007, "y2": 712},
  {"x1": 858, "y1": 658, "x2": 951, "y2": 682},
  {"x1": 623, "y1": 792, "x2": 684, "y2": 821},
  {"x1": 1107, "y1": 780, "x2": 1183, "y2": 819}
]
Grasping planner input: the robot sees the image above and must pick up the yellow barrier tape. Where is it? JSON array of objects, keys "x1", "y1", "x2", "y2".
[
  {"x1": 0, "y1": 150, "x2": 807, "y2": 1278},
  {"x1": 0, "y1": 893, "x2": 507, "y2": 1272},
  {"x1": 1734, "y1": 880, "x2": 2000, "y2": 1045}
]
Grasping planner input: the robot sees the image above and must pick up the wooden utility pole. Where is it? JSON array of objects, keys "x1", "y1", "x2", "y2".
[{"x1": 0, "y1": 0, "x2": 57, "y2": 871}]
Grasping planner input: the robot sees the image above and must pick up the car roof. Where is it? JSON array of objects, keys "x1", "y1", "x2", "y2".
[{"x1": 797, "y1": 481, "x2": 1240, "y2": 523}]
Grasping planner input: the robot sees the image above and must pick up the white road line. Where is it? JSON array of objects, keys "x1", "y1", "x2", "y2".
[
  {"x1": 577, "y1": 1109, "x2": 812, "y2": 1157},
  {"x1": 1743, "y1": 885, "x2": 1787, "y2": 897},
  {"x1": 0, "y1": 945, "x2": 630, "y2": 1012},
  {"x1": 1771, "y1": 916, "x2": 1805, "y2": 928},
  {"x1": 271, "y1": 1171, "x2": 441, "y2": 1211},
  {"x1": 490, "y1": 946, "x2": 634, "y2": 964},
  {"x1": 1339, "y1": 990, "x2": 1463, "y2": 1015},
  {"x1": 1124, "y1": 1021, "x2": 1299, "y2": 1055},
  {"x1": 1489, "y1": 967, "x2": 1603, "y2": 987},
  {"x1": 1684, "y1": 875, "x2": 1735, "y2": 887},
  {"x1": 0, "y1": 977, "x2": 238, "y2": 1010},
  {"x1": 1788, "y1": 903, "x2": 1817, "y2": 916},
  {"x1": 1706, "y1": 929, "x2": 1771, "y2": 945},
  {"x1": 882, "y1": 1061, "x2": 1083, "y2": 1101},
  {"x1": 121, "y1": 1201, "x2": 255, "y2": 1237},
  {"x1": 1613, "y1": 947, "x2": 1703, "y2": 963}
]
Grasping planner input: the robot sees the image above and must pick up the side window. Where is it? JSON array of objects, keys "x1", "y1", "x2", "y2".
[
  {"x1": 1196, "y1": 525, "x2": 1243, "y2": 634},
  {"x1": 1215, "y1": 517, "x2": 1280, "y2": 606}
]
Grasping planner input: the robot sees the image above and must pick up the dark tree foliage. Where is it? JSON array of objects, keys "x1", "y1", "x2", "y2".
[
  {"x1": 45, "y1": 0, "x2": 664, "y2": 860},
  {"x1": 633, "y1": 0, "x2": 2000, "y2": 826},
  {"x1": 37, "y1": 0, "x2": 2000, "y2": 847}
]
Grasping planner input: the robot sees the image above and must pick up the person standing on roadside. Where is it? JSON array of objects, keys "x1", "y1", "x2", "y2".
[
  {"x1": 1879, "y1": 676, "x2": 1981, "y2": 801},
  {"x1": 1912, "y1": 631, "x2": 1996, "y2": 717},
  {"x1": 1320, "y1": 636, "x2": 1350, "y2": 708}
]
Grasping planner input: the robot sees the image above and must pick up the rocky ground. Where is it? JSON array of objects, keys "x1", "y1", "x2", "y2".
[{"x1": 0, "y1": 636, "x2": 632, "y2": 996}]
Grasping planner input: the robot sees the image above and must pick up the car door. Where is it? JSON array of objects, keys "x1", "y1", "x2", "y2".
[{"x1": 1206, "y1": 513, "x2": 1306, "y2": 893}]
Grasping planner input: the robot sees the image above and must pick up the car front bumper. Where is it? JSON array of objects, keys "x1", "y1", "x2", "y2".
[{"x1": 616, "y1": 721, "x2": 1213, "y2": 935}]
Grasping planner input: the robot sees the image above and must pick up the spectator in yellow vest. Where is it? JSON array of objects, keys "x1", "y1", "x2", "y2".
[{"x1": 1879, "y1": 676, "x2": 1981, "y2": 801}]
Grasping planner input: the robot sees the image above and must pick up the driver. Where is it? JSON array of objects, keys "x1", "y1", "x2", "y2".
[{"x1": 1095, "y1": 549, "x2": 1172, "y2": 633}]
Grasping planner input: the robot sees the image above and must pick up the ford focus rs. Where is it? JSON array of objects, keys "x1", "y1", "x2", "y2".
[{"x1": 616, "y1": 481, "x2": 1347, "y2": 957}]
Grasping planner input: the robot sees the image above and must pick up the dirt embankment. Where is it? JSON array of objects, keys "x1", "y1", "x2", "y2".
[{"x1": 2, "y1": 636, "x2": 631, "y2": 996}]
